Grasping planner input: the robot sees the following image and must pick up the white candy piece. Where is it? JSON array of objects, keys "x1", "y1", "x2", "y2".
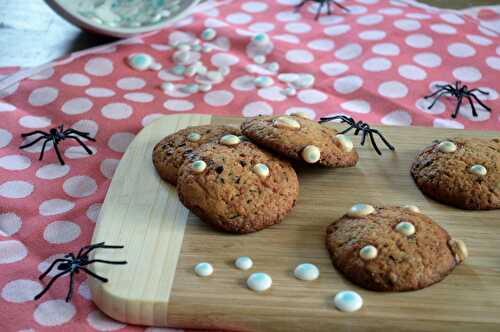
[
  {"x1": 187, "y1": 132, "x2": 201, "y2": 142},
  {"x1": 294, "y1": 263, "x2": 320, "y2": 281},
  {"x1": 469, "y1": 164, "x2": 487, "y2": 176},
  {"x1": 206, "y1": 71, "x2": 224, "y2": 83},
  {"x1": 291, "y1": 111, "x2": 310, "y2": 119},
  {"x1": 273, "y1": 116, "x2": 301, "y2": 129},
  {"x1": 219, "y1": 66, "x2": 230, "y2": 76},
  {"x1": 176, "y1": 43, "x2": 191, "y2": 51},
  {"x1": 247, "y1": 272, "x2": 272, "y2": 292},
  {"x1": 252, "y1": 33, "x2": 270, "y2": 45},
  {"x1": 181, "y1": 83, "x2": 199, "y2": 94},
  {"x1": 254, "y1": 55, "x2": 266, "y2": 64},
  {"x1": 335, "y1": 134, "x2": 354, "y2": 152},
  {"x1": 201, "y1": 28, "x2": 217, "y2": 41},
  {"x1": 395, "y1": 221, "x2": 416, "y2": 236},
  {"x1": 185, "y1": 65, "x2": 198, "y2": 77},
  {"x1": 254, "y1": 76, "x2": 274, "y2": 88},
  {"x1": 282, "y1": 86, "x2": 297, "y2": 97},
  {"x1": 403, "y1": 205, "x2": 420, "y2": 213},
  {"x1": 359, "y1": 245, "x2": 378, "y2": 260},
  {"x1": 334, "y1": 291, "x2": 363, "y2": 313},
  {"x1": 253, "y1": 163, "x2": 270, "y2": 178},
  {"x1": 220, "y1": 134, "x2": 241, "y2": 146},
  {"x1": 302, "y1": 145, "x2": 321, "y2": 164},
  {"x1": 199, "y1": 83, "x2": 212, "y2": 92},
  {"x1": 194, "y1": 262, "x2": 213, "y2": 277},
  {"x1": 278, "y1": 73, "x2": 299, "y2": 83},
  {"x1": 438, "y1": 141, "x2": 457, "y2": 153},
  {"x1": 161, "y1": 82, "x2": 175, "y2": 92},
  {"x1": 172, "y1": 50, "x2": 190, "y2": 64},
  {"x1": 191, "y1": 160, "x2": 207, "y2": 173},
  {"x1": 448, "y1": 238, "x2": 468, "y2": 264},
  {"x1": 150, "y1": 63, "x2": 162, "y2": 71},
  {"x1": 347, "y1": 204, "x2": 375, "y2": 217},
  {"x1": 197, "y1": 65, "x2": 208, "y2": 76},
  {"x1": 202, "y1": 44, "x2": 213, "y2": 53},
  {"x1": 127, "y1": 53, "x2": 154, "y2": 71},
  {"x1": 267, "y1": 62, "x2": 280, "y2": 72},
  {"x1": 235, "y1": 256, "x2": 253, "y2": 270},
  {"x1": 293, "y1": 73, "x2": 315, "y2": 89}
]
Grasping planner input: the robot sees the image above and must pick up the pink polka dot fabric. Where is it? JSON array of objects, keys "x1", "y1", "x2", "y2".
[{"x1": 0, "y1": 0, "x2": 499, "y2": 331}]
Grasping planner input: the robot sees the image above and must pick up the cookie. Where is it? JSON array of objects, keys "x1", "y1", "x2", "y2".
[
  {"x1": 176, "y1": 139, "x2": 299, "y2": 233},
  {"x1": 152, "y1": 125, "x2": 240, "y2": 185},
  {"x1": 326, "y1": 205, "x2": 466, "y2": 291},
  {"x1": 240, "y1": 114, "x2": 358, "y2": 167},
  {"x1": 411, "y1": 137, "x2": 500, "y2": 210}
]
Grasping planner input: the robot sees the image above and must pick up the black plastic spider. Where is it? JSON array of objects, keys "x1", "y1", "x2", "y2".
[
  {"x1": 319, "y1": 115, "x2": 395, "y2": 155},
  {"x1": 295, "y1": 0, "x2": 349, "y2": 20},
  {"x1": 19, "y1": 125, "x2": 96, "y2": 165},
  {"x1": 34, "y1": 242, "x2": 127, "y2": 302},
  {"x1": 424, "y1": 81, "x2": 491, "y2": 119}
]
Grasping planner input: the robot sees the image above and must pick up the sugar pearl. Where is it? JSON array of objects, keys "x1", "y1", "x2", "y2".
[
  {"x1": 252, "y1": 33, "x2": 270, "y2": 45},
  {"x1": 161, "y1": 82, "x2": 175, "y2": 92},
  {"x1": 438, "y1": 141, "x2": 457, "y2": 153},
  {"x1": 253, "y1": 163, "x2": 270, "y2": 178},
  {"x1": 254, "y1": 76, "x2": 274, "y2": 88},
  {"x1": 267, "y1": 62, "x2": 280, "y2": 72},
  {"x1": 291, "y1": 112, "x2": 310, "y2": 119},
  {"x1": 194, "y1": 262, "x2": 213, "y2": 277},
  {"x1": 219, "y1": 66, "x2": 230, "y2": 76},
  {"x1": 197, "y1": 65, "x2": 208, "y2": 76},
  {"x1": 192, "y1": 44, "x2": 202, "y2": 52},
  {"x1": 253, "y1": 55, "x2": 266, "y2": 64},
  {"x1": 150, "y1": 62, "x2": 162, "y2": 71},
  {"x1": 273, "y1": 116, "x2": 301, "y2": 130},
  {"x1": 220, "y1": 134, "x2": 241, "y2": 146},
  {"x1": 294, "y1": 263, "x2": 320, "y2": 281},
  {"x1": 206, "y1": 71, "x2": 224, "y2": 83},
  {"x1": 469, "y1": 164, "x2": 487, "y2": 176},
  {"x1": 293, "y1": 73, "x2": 315, "y2": 89},
  {"x1": 302, "y1": 145, "x2": 321, "y2": 164},
  {"x1": 176, "y1": 43, "x2": 191, "y2": 51},
  {"x1": 334, "y1": 291, "x2": 363, "y2": 312},
  {"x1": 359, "y1": 245, "x2": 378, "y2": 260},
  {"x1": 278, "y1": 73, "x2": 299, "y2": 83},
  {"x1": 403, "y1": 205, "x2": 420, "y2": 213},
  {"x1": 235, "y1": 256, "x2": 253, "y2": 270},
  {"x1": 247, "y1": 272, "x2": 272, "y2": 292},
  {"x1": 282, "y1": 86, "x2": 297, "y2": 97},
  {"x1": 448, "y1": 239, "x2": 468, "y2": 264},
  {"x1": 173, "y1": 50, "x2": 189, "y2": 64},
  {"x1": 127, "y1": 53, "x2": 153, "y2": 71},
  {"x1": 335, "y1": 134, "x2": 354, "y2": 152},
  {"x1": 185, "y1": 65, "x2": 198, "y2": 77},
  {"x1": 201, "y1": 28, "x2": 217, "y2": 41},
  {"x1": 347, "y1": 204, "x2": 375, "y2": 217},
  {"x1": 187, "y1": 132, "x2": 201, "y2": 142},
  {"x1": 182, "y1": 83, "x2": 199, "y2": 94},
  {"x1": 202, "y1": 44, "x2": 213, "y2": 53},
  {"x1": 395, "y1": 221, "x2": 415, "y2": 236},
  {"x1": 199, "y1": 83, "x2": 212, "y2": 92},
  {"x1": 191, "y1": 160, "x2": 207, "y2": 173},
  {"x1": 171, "y1": 64, "x2": 186, "y2": 76}
]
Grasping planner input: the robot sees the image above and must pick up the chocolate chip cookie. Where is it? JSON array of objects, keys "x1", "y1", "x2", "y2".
[
  {"x1": 152, "y1": 125, "x2": 240, "y2": 185},
  {"x1": 176, "y1": 138, "x2": 299, "y2": 233},
  {"x1": 240, "y1": 114, "x2": 358, "y2": 167},
  {"x1": 411, "y1": 137, "x2": 500, "y2": 210},
  {"x1": 326, "y1": 205, "x2": 467, "y2": 291}
]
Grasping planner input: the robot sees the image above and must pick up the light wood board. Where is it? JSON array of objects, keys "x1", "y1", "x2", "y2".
[{"x1": 89, "y1": 114, "x2": 500, "y2": 331}]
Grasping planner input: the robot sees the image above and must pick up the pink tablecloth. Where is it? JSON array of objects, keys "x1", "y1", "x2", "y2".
[{"x1": 0, "y1": 0, "x2": 499, "y2": 331}]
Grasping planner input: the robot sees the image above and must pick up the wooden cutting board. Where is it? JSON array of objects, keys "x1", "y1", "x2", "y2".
[{"x1": 89, "y1": 114, "x2": 500, "y2": 331}]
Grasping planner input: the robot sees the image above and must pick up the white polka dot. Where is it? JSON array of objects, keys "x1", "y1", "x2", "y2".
[
  {"x1": 340, "y1": 100, "x2": 371, "y2": 113},
  {"x1": 433, "y1": 118, "x2": 464, "y2": 129},
  {"x1": 71, "y1": 119, "x2": 98, "y2": 141},
  {"x1": 101, "y1": 159, "x2": 119, "y2": 179},
  {"x1": 358, "y1": 30, "x2": 386, "y2": 40},
  {"x1": 107, "y1": 133, "x2": 134, "y2": 154},
  {"x1": 204, "y1": 18, "x2": 229, "y2": 28},
  {"x1": 452, "y1": 66, "x2": 482, "y2": 82},
  {"x1": 372, "y1": 43, "x2": 400, "y2": 56},
  {"x1": 164, "y1": 100, "x2": 194, "y2": 112},
  {"x1": 474, "y1": 87, "x2": 498, "y2": 101},
  {"x1": 286, "y1": 49, "x2": 314, "y2": 63},
  {"x1": 405, "y1": 34, "x2": 433, "y2": 48},
  {"x1": 276, "y1": 10, "x2": 301, "y2": 22},
  {"x1": 63, "y1": 175, "x2": 97, "y2": 198},
  {"x1": 85, "y1": 87, "x2": 115, "y2": 98},
  {"x1": 117, "y1": 77, "x2": 145, "y2": 90},
  {"x1": 0, "y1": 212, "x2": 21, "y2": 236},
  {"x1": 277, "y1": 0, "x2": 301, "y2": 4},
  {"x1": 249, "y1": 22, "x2": 275, "y2": 33},
  {"x1": 318, "y1": 15, "x2": 344, "y2": 25},
  {"x1": 43, "y1": 220, "x2": 81, "y2": 244},
  {"x1": 61, "y1": 73, "x2": 90, "y2": 86},
  {"x1": 258, "y1": 86, "x2": 287, "y2": 102},
  {"x1": 39, "y1": 199, "x2": 75, "y2": 216},
  {"x1": 36, "y1": 163, "x2": 70, "y2": 180},
  {"x1": 30, "y1": 67, "x2": 55, "y2": 80},
  {"x1": 478, "y1": 26, "x2": 498, "y2": 38},
  {"x1": 324, "y1": 24, "x2": 351, "y2": 36},
  {"x1": 398, "y1": 65, "x2": 427, "y2": 80},
  {"x1": 416, "y1": 97, "x2": 445, "y2": 114},
  {"x1": 79, "y1": 280, "x2": 92, "y2": 300},
  {"x1": 61, "y1": 97, "x2": 93, "y2": 115},
  {"x1": 0, "y1": 181, "x2": 33, "y2": 199},
  {"x1": 0, "y1": 240, "x2": 27, "y2": 264},
  {"x1": 440, "y1": 13, "x2": 465, "y2": 25},
  {"x1": 285, "y1": 22, "x2": 311, "y2": 34},
  {"x1": 466, "y1": 34, "x2": 492, "y2": 46},
  {"x1": 394, "y1": 19, "x2": 421, "y2": 31},
  {"x1": 378, "y1": 7, "x2": 403, "y2": 15},
  {"x1": 85, "y1": 57, "x2": 114, "y2": 76},
  {"x1": 169, "y1": 31, "x2": 195, "y2": 45},
  {"x1": 378, "y1": 81, "x2": 408, "y2": 98},
  {"x1": 356, "y1": 14, "x2": 383, "y2": 25},
  {"x1": 297, "y1": 89, "x2": 327, "y2": 104},
  {"x1": 142, "y1": 114, "x2": 163, "y2": 127},
  {"x1": 0, "y1": 81, "x2": 19, "y2": 99},
  {"x1": 211, "y1": 53, "x2": 239, "y2": 67},
  {"x1": 321, "y1": 62, "x2": 349, "y2": 76},
  {"x1": 226, "y1": 12, "x2": 252, "y2": 24},
  {"x1": 86, "y1": 203, "x2": 102, "y2": 223},
  {"x1": 459, "y1": 104, "x2": 491, "y2": 122},
  {"x1": 273, "y1": 34, "x2": 300, "y2": 44},
  {"x1": 124, "y1": 93, "x2": 154, "y2": 103},
  {"x1": 231, "y1": 76, "x2": 256, "y2": 91},
  {"x1": 19, "y1": 115, "x2": 51, "y2": 129},
  {"x1": 242, "y1": 1, "x2": 268, "y2": 12},
  {"x1": 102, "y1": 103, "x2": 133, "y2": 120},
  {"x1": 356, "y1": 0, "x2": 379, "y2": 4},
  {"x1": 334, "y1": 75, "x2": 364, "y2": 94},
  {"x1": 0, "y1": 128, "x2": 12, "y2": 148},
  {"x1": 64, "y1": 146, "x2": 97, "y2": 159},
  {"x1": 335, "y1": 43, "x2": 363, "y2": 60},
  {"x1": 38, "y1": 254, "x2": 67, "y2": 276},
  {"x1": 34, "y1": 300, "x2": 76, "y2": 326},
  {"x1": 285, "y1": 107, "x2": 316, "y2": 119},
  {"x1": 1, "y1": 279, "x2": 41, "y2": 303},
  {"x1": 406, "y1": 13, "x2": 431, "y2": 20},
  {"x1": 242, "y1": 101, "x2": 273, "y2": 117},
  {"x1": 486, "y1": 56, "x2": 500, "y2": 71},
  {"x1": 307, "y1": 39, "x2": 334, "y2": 51},
  {"x1": 381, "y1": 110, "x2": 412, "y2": 126},
  {"x1": 0, "y1": 101, "x2": 15, "y2": 112},
  {"x1": 28, "y1": 87, "x2": 58, "y2": 106},
  {"x1": 447, "y1": 43, "x2": 476, "y2": 58},
  {"x1": 0, "y1": 154, "x2": 30, "y2": 171},
  {"x1": 413, "y1": 52, "x2": 442, "y2": 68},
  {"x1": 362, "y1": 57, "x2": 392, "y2": 71},
  {"x1": 87, "y1": 310, "x2": 126, "y2": 331},
  {"x1": 430, "y1": 23, "x2": 457, "y2": 34},
  {"x1": 204, "y1": 90, "x2": 234, "y2": 106}
]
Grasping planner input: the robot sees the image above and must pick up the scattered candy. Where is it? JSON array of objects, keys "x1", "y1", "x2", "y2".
[
  {"x1": 267, "y1": 62, "x2": 280, "y2": 72},
  {"x1": 253, "y1": 55, "x2": 266, "y2": 65},
  {"x1": 176, "y1": 43, "x2": 191, "y2": 52},
  {"x1": 181, "y1": 83, "x2": 199, "y2": 94},
  {"x1": 254, "y1": 76, "x2": 274, "y2": 88},
  {"x1": 290, "y1": 111, "x2": 310, "y2": 119},
  {"x1": 247, "y1": 272, "x2": 272, "y2": 292},
  {"x1": 185, "y1": 65, "x2": 198, "y2": 77},
  {"x1": 202, "y1": 44, "x2": 213, "y2": 53},
  {"x1": 253, "y1": 163, "x2": 270, "y2": 178},
  {"x1": 219, "y1": 66, "x2": 230, "y2": 76},
  {"x1": 201, "y1": 28, "x2": 217, "y2": 41},
  {"x1": 199, "y1": 83, "x2": 212, "y2": 92},
  {"x1": 171, "y1": 64, "x2": 186, "y2": 76},
  {"x1": 334, "y1": 291, "x2": 363, "y2": 312},
  {"x1": 220, "y1": 134, "x2": 241, "y2": 146},
  {"x1": 302, "y1": 145, "x2": 321, "y2": 164},
  {"x1": 127, "y1": 53, "x2": 154, "y2": 71},
  {"x1": 347, "y1": 204, "x2": 375, "y2": 217},
  {"x1": 359, "y1": 245, "x2": 378, "y2": 260},
  {"x1": 294, "y1": 263, "x2": 320, "y2": 281},
  {"x1": 395, "y1": 221, "x2": 416, "y2": 236},
  {"x1": 448, "y1": 238, "x2": 468, "y2": 263},
  {"x1": 150, "y1": 62, "x2": 162, "y2": 71},
  {"x1": 335, "y1": 134, "x2": 354, "y2": 152},
  {"x1": 161, "y1": 82, "x2": 175, "y2": 92},
  {"x1": 235, "y1": 256, "x2": 253, "y2": 270},
  {"x1": 403, "y1": 205, "x2": 420, "y2": 213},
  {"x1": 293, "y1": 73, "x2": 315, "y2": 89},
  {"x1": 278, "y1": 73, "x2": 299, "y2": 83},
  {"x1": 252, "y1": 33, "x2": 270, "y2": 46},
  {"x1": 273, "y1": 116, "x2": 301, "y2": 129},
  {"x1": 187, "y1": 132, "x2": 201, "y2": 142},
  {"x1": 194, "y1": 262, "x2": 213, "y2": 277},
  {"x1": 282, "y1": 86, "x2": 297, "y2": 97},
  {"x1": 191, "y1": 160, "x2": 207, "y2": 173},
  {"x1": 206, "y1": 71, "x2": 224, "y2": 83},
  {"x1": 438, "y1": 141, "x2": 457, "y2": 153},
  {"x1": 192, "y1": 44, "x2": 202, "y2": 52},
  {"x1": 469, "y1": 164, "x2": 487, "y2": 176},
  {"x1": 173, "y1": 50, "x2": 190, "y2": 64}
]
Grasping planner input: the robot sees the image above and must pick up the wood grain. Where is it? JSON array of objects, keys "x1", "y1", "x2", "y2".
[{"x1": 90, "y1": 114, "x2": 500, "y2": 331}]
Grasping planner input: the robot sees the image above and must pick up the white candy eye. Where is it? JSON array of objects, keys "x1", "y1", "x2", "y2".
[
  {"x1": 347, "y1": 204, "x2": 375, "y2": 217},
  {"x1": 191, "y1": 160, "x2": 207, "y2": 173},
  {"x1": 437, "y1": 141, "x2": 457, "y2": 153},
  {"x1": 359, "y1": 245, "x2": 378, "y2": 260},
  {"x1": 301, "y1": 145, "x2": 321, "y2": 163}
]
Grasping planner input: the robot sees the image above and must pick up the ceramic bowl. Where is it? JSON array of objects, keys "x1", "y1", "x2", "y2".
[{"x1": 44, "y1": 0, "x2": 200, "y2": 37}]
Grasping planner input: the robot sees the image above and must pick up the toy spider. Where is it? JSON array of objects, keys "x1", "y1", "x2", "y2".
[
  {"x1": 424, "y1": 81, "x2": 491, "y2": 119},
  {"x1": 34, "y1": 242, "x2": 127, "y2": 302},
  {"x1": 319, "y1": 115, "x2": 395, "y2": 155},
  {"x1": 19, "y1": 125, "x2": 96, "y2": 165},
  {"x1": 295, "y1": 0, "x2": 349, "y2": 20}
]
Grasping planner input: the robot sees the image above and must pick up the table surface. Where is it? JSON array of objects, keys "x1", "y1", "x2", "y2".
[{"x1": 0, "y1": 0, "x2": 497, "y2": 69}]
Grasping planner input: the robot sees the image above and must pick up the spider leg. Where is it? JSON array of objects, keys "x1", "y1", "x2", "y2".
[
  {"x1": 332, "y1": 0, "x2": 349, "y2": 12},
  {"x1": 316, "y1": 0, "x2": 325, "y2": 20},
  {"x1": 21, "y1": 131, "x2": 48, "y2": 138},
  {"x1": 360, "y1": 129, "x2": 368, "y2": 146},
  {"x1": 52, "y1": 141, "x2": 65, "y2": 165},
  {"x1": 469, "y1": 93, "x2": 492, "y2": 112},
  {"x1": 39, "y1": 258, "x2": 72, "y2": 280},
  {"x1": 65, "y1": 272, "x2": 75, "y2": 302},
  {"x1": 34, "y1": 269, "x2": 70, "y2": 300},
  {"x1": 370, "y1": 129, "x2": 396, "y2": 151},
  {"x1": 83, "y1": 259, "x2": 127, "y2": 266},
  {"x1": 64, "y1": 129, "x2": 96, "y2": 141},
  {"x1": 468, "y1": 88, "x2": 490, "y2": 96},
  {"x1": 65, "y1": 135, "x2": 93, "y2": 155},
  {"x1": 424, "y1": 88, "x2": 447, "y2": 100},
  {"x1": 427, "y1": 91, "x2": 449, "y2": 109},
  {"x1": 451, "y1": 95, "x2": 463, "y2": 118},
  {"x1": 79, "y1": 243, "x2": 124, "y2": 258},
  {"x1": 38, "y1": 138, "x2": 52, "y2": 161},
  {"x1": 80, "y1": 267, "x2": 109, "y2": 283},
  {"x1": 19, "y1": 135, "x2": 46, "y2": 149},
  {"x1": 466, "y1": 95, "x2": 479, "y2": 117},
  {"x1": 367, "y1": 130, "x2": 382, "y2": 155},
  {"x1": 294, "y1": 0, "x2": 308, "y2": 12},
  {"x1": 338, "y1": 124, "x2": 355, "y2": 135},
  {"x1": 327, "y1": 0, "x2": 332, "y2": 15}
]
